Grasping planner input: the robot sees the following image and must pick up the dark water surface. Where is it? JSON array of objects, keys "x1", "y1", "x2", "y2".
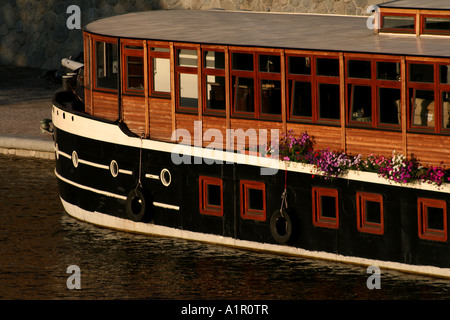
[{"x1": 1, "y1": 154, "x2": 450, "y2": 302}]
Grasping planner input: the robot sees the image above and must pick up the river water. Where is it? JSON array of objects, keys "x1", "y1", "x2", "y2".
[{"x1": 1, "y1": 154, "x2": 450, "y2": 304}]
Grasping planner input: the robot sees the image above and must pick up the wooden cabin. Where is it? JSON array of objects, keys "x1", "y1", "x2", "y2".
[{"x1": 81, "y1": 2, "x2": 450, "y2": 166}]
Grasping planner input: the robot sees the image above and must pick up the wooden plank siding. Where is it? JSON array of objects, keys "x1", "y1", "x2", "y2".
[
  {"x1": 345, "y1": 128, "x2": 403, "y2": 157},
  {"x1": 149, "y1": 98, "x2": 172, "y2": 142},
  {"x1": 229, "y1": 119, "x2": 283, "y2": 152},
  {"x1": 121, "y1": 95, "x2": 146, "y2": 136},
  {"x1": 91, "y1": 91, "x2": 118, "y2": 122},
  {"x1": 407, "y1": 133, "x2": 450, "y2": 166},
  {"x1": 287, "y1": 123, "x2": 342, "y2": 152}
]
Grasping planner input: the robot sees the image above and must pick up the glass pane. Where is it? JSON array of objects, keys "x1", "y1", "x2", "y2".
[
  {"x1": 151, "y1": 47, "x2": 169, "y2": 53},
  {"x1": 126, "y1": 56, "x2": 144, "y2": 90},
  {"x1": 410, "y1": 89, "x2": 435, "y2": 127},
  {"x1": 206, "y1": 75, "x2": 225, "y2": 110},
  {"x1": 290, "y1": 81, "x2": 312, "y2": 117},
  {"x1": 442, "y1": 92, "x2": 450, "y2": 129},
  {"x1": 232, "y1": 52, "x2": 253, "y2": 71},
  {"x1": 317, "y1": 58, "x2": 339, "y2": 77},
  {"x1": 204, "y1": 51, "x2": 225, "y2": 69},
  {"x1": 440, "y1": 65, "x2": 450, "y2": 84},
  {"x1": 124, "y1": 45, "x2": 143, "y2": 50},
  {"x1": 177, "y1": 49, "x2": 197, "y2": 67},
  {"x1": 410, "y1": 64, "x2": 434, "y2": 83},
  {"x1": 318, "y1": 83, "x2": 340, "y2": 120},
  {"x1": 379, "y1": 88, "x2": 401, "y2": 125},
  {"x1": 248, "y1": 188, "x2": 264, "y2": 211},
  {"x1": 427, "y1": 207, "x2": 444, "y2": 231},
  {"x1": 377, "y1": 61, "x2": 400, "y2": 81},
  {"x1": 261, "y1": 80, "x2": 281, "y2": 115},
  {"x1": 95, "y1": 41, "x2": 118, "y2": 89},
  {"x1": 321, "y1": 195, "x2": 336, "y2": 218},
  {"x1": 382, "y1": 15, "x2": 415, "y2": 30},
  {"x1": 349, "y1": 85, "x2": 372, "y2": 122},
  {"x1": 424, "y1": 17, "x2": 450, "y2": 32},
  {"x1": 348, "y1": 60, "x2": 371, "y2": 79},
  {"x1": 365, "y1": 201, "x2": 381, "y2": 224},
  {"x1": 153, "y1": 57, "x2": 171, "y2": 93},
  {"x1": 288, "y1": 56, "x2": 311, "y2": 75},
  {"x1": 179, "y1": 73, "x2": 198, "y2": 109},
  {"x1": 233, "y1": 76, "x2": 254, "y2": 113},
  {"x1": 207, "y1": 184, "x2": 221, "y2": 207},
  {"x1": 259, "y1": 55, "x2": 280, "y2": 73}
]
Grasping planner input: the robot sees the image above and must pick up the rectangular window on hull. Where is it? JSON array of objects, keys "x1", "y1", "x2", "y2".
[
  {"x1": 95, "y1": 41, "x2": 118, "y2": 90},
  {"x1": 357, "y1": 192, "x2": 384, "y2": 235},
  {"x1": 312, "y1": 187, "x2": 339, "y2": 229},
  {"x1": 199, "y1": 176, "x2": 223, "y2": 216},
  {"x1": 418, "y1": 198, "x2": 447, "y2": 242},
  {"x1": 240, "y1": 180, "x2": 266, "y2": 221}
]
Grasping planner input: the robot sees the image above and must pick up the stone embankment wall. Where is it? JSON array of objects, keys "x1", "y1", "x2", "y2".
[{"x1": 0, "y1": 0, "x2": 382, "y2": 70}]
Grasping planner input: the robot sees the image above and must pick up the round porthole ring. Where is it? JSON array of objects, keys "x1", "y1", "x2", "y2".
[
  {"x1": 160, "y1": 168, "x2": 171, "y2": 187},
  {"x1": 110, "y1": 160, "x2": 119, "y2": 178},
  {"x1": 72, "y1": 151, "x2": 78, "y2": 168}
]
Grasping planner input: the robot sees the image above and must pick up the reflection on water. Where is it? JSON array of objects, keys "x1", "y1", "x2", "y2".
[{"x1": 0, "y1": 154, "x2": 450, "y2": 300}]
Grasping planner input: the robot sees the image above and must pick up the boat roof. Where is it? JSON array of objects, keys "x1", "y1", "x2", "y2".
[
  {"x1": 84, "y1": 9, "x2": 450, "y2": 58},
  {"x1": 379, "y1": 0, "x2": 450, "y2": 10}
]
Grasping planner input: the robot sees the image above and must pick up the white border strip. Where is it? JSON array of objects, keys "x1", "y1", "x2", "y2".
[
  {"x1": 52, "y1": 104, "x2": 450, "y2": 194},
  {"x1": 60, "y1": 197, "x2": 450, "y2": 279}
]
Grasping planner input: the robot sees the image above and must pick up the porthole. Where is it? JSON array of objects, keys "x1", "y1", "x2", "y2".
[
  {"x1": 110, "y1": 160, "x2": 119, "y2": 178},
  {"x1": 72, "y1": 151, "x2": 78, "y2": 168},
  {"x1": 160, "y1": 168, "x2": 171, "y2": 187}
]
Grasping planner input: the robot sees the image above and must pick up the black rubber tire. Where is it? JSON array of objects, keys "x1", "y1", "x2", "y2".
[
  {"x1": 126, "y1": 188, "x2": 147, "y2": 222},
  {"x1": 270, "y1": 209, "x2": 293, "y2": 244}
]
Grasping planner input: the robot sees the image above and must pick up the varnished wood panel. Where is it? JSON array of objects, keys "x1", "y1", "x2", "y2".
[
  {"x1": 175, "y1": 113, "x2": 199, "y2": 145},
  {"x1": 122, "y1": 95, "x2": 146, "y2": 136},
  {"x1": 84, "y1": 89, "x2": 92, "y2": 115},
  {"x1": 230, "y1": 118, "x2": 283, "y2": 152},
  {"x1": 346, "y1": 128, "x2": 402, "y2": 157},
  {"x1": 92, "y1": 91, "x2": 118, "y2": 121},
  {"x1": 287, "y1": 123, "x2": 342, "y2": 151},
  {"x1": 149, "y1": 98, "x2": 172, "y2": 142},
  {"x1": 407, "y1": 133, "x2": 450, "y2": 166},
  {"x1": 202, "y1": 116, "x2": 227, "y2": 150}
]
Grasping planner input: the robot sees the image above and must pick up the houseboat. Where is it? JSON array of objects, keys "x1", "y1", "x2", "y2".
[{"x1": 52, "y1": 0, "x2": 450, "y2": 278}]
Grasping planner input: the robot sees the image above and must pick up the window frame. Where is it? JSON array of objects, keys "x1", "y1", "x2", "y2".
[
  {"x1": 356, "y1": 192, "x2": 384, "y2": 235},
  {"x1": 175, "y1": 45, "x2": 200, "y2": 114},
  {"x1": 240, "y1": 180, "x2": 266, "y2": 221},
  {"x1": 418, "y1": 198, "x2": 448, "y2": 242},
  {"x1": 312, "y1": 187, "x2": 339, "y2": 229},
  {"x1": 380, "y1": 12, "x2": 416, "y2": 34},
  {"x1": 148, "y1": 41, "x2": 171, "y2": 98},
  {"x1": 121, "y1": 39, "x2": 145, "y2": 96},
  {"x1": 92, "y1": 35, "x2": 119, "y2": 93},
  {"x1": 315, "y1": 55, "x2": 341, "y2": 124},
  {"x1": 202, "y1": 47, "x2": 227, "y2": 117},
  {"x1": 199, "y1": 176, "x2": 224, "y2": 217},
  {"x1": 421, "y1": 14, "x2": 450, "y2": 36}
]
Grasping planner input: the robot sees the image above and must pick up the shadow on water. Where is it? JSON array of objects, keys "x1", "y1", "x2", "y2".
[{"x1": 0, "y1": 154, "x2": 450, "y2": 300}]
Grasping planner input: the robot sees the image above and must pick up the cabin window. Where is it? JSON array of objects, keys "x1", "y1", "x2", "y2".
[
  {"x1": 231, "y1": 51, "x2": 282, "y2": 120},
  {"x1": 376, "y1": 61, "x2": 401, "y2": 127},
  {"x1": 94, "y1": 40, "x2": 118, "y2": 90},
  {"x1": 199, "y1": 176, "x2": 223, "y2": 217},
  {"x1": 176, "y1": 48, "x2": 199, "y2": 113},
  {"x1": 317, "y1": 58, "x2": 340, "y2": 122},
  {"x1": 122, "y1": 43, "x2": 144, "y2": 95},
  {"x1": 240, "y1": 180, "x2": 266, "y2": 221},
  {"x1": 312, "y1": 187, "x2": 339, "y2": 229},
  {"x1": 356, "y1": 192, "x2": 384, "y2": 235},
  {"x1": 418, "y1": 198, "x2": 447, "y2": 242},
  {"x1": 203, "y1": 49, "x2": 226, "y2": 115},
  {"x1": 288, "y1": 55, "x2": 313, "y2": 121},
  {"x1": 422, "y1": 16, "x2": 450, "y2": 35},
  {"x1": 381, "y1": 14, "x2": 415, "y2": 33},
  {"x1": 149, "y1": 46, "x2": 171, "y2": 97},
  {"x1": 410, "y1": 64, "x2": 434, "y2": 83},
  {"x1": 442, "y1": 92, "x2": 450, "y2": 130}
]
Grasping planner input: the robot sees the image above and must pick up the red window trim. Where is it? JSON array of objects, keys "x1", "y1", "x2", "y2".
[
  {"x1": 121, "y1": 40, "x2": 145, "y2": 96},
  {"x1": 418, "y1": 198, "x2": 448, "y2": 242},
  {"x1": 421, "y1": 14, "x2": 450, "y2": 36},
  {"x1": 380, "y1": 12, "x2": 416, "y2": 34},
  {"x1": 199, "y1": 176, "x2": 223, "y2": 217},
  {"x1": 312, "y1": 187, "x2": 339, "y2": 229},
  {"x1": 175, "y1": 45, "x2": 200, "y2": 114},
  {"x1": 92, "y1": 35, "x2": 119, "y2": 94},
  {"x1": 240, "y1": 180, "x2": 266, "y2": 221},
  {"x1": 356, "y1": 192, "x2": 384, "y2": 235},
  {"x1": 148, "y1": 42, "x2": 171, "y2": 98},
  {"x1": 202, "y1": 48, "x2": 226, "y2": 117}
]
